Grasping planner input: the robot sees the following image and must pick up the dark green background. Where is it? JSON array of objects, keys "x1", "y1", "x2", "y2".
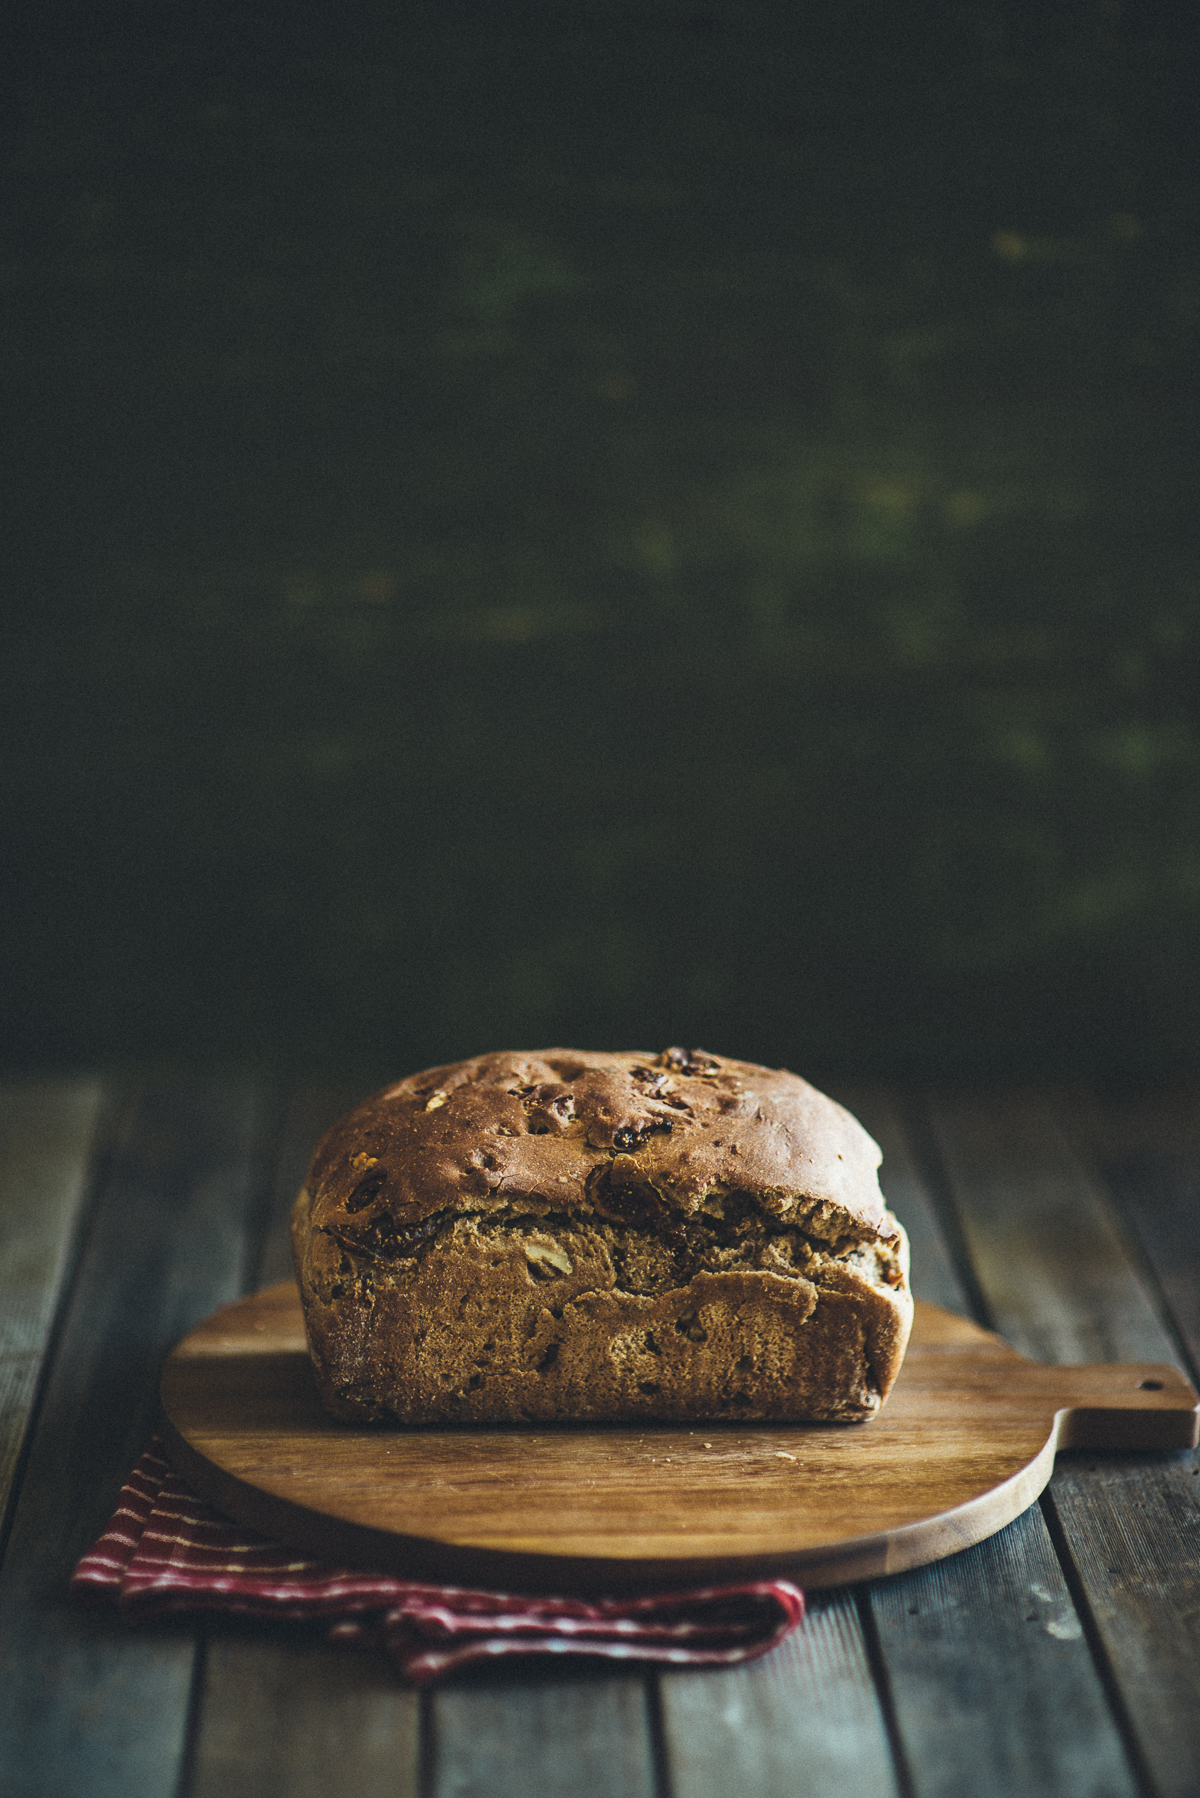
[{"x1": 3, "y1": 1, "x2": 1198, "y2": 1080}]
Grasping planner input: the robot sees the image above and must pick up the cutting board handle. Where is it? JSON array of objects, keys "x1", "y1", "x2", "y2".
[{"x1": 1024, "y1": 1360, "x2": 1200, "y2": 1451}]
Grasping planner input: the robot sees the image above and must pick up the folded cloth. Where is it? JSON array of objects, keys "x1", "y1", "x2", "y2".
[{"x1": 72, "y1": 1437, "x2": 805, "y2": 1683}]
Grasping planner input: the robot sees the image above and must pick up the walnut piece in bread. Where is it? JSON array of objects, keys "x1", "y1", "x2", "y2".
[{"x1": 291, "y1": 1048, "x2": 912, "y2": 1424}]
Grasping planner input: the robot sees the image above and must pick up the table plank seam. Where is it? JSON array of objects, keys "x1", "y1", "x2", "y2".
[
  {"x1": 0, "y1": 1077, "x2": 274, "y2": 1798},
  {"x1": 844, "y1": 1085, "x2": 1143, "y2": 1797},
  {"x1": 897, "y1": 1093, "x2": 997, "y2": 1331},
  {"x1": 242, "y1": 1083, "x2": 298, "y2": 1301},
  {"x1": 918, "y1": 1085, "x2": 1199, "y2": 1796},
  {"x1": 645, "y1": 1673, "x2": 674, "y2": 1798},
  {"x1": 417, "y1": 1685, "x2": 436, "y2": 1798},
  {"x1": 0, "y1": 1080, "x2": 129, "y2": 1576},
  {"x1": 173, "y1": 1627, "x2": 210, "y2": 1798},
  {"x1": 167, "y1": 1080, "x2": 324, "y2": 1798},
  {"x1": 1036, "y1": 1490, "x2": 1159, "y2": 1798},
  {"x1": 1116, "y1": 1209, "x2": 1200, "y2": 1393},
  {"x1": 854, "y1": 1586, "x2": 917, "y2": 1798},
  {"x1": 1069, "y1": 1116, "x2": 1200, "y2": 1393}
]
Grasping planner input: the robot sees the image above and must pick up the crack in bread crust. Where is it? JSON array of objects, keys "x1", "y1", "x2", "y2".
[{"x1": 318, "y1": 1201, "x2": 906, "y2": 1304}]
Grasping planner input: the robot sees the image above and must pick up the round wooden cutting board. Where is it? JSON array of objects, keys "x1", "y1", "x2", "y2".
[{"x1": 160, "y1": 1282, "x2": 1199, "y2": 1594}]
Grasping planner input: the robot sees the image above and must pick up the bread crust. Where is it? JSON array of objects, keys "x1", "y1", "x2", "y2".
[{"x1": 291, "y1": 1048, "x2": 913, "y2": 1424}]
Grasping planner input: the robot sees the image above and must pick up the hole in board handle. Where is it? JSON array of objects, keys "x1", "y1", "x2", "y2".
[{"x1": 1138, "y1": 1379, "x2": 1164, "y2": 1391}]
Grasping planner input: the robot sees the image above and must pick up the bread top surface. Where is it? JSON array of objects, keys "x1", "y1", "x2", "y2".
[{"x1": 304, "y1": 1047, "x2": 895, "y2": 1249}]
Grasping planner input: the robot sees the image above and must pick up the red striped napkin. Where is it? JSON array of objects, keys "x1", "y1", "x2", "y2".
[{"x1": 72, "y1": 1437, "x2": 805, "y2": 1683}]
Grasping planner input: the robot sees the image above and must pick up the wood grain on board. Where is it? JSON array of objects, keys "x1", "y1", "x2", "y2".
[
  {"x1": 0, "y1": 1081, "x2": 272, "y2": 1798},
  {"x1": 160, "y1": 1281, "x2": 1195, "y2": 1593},
  {"x1": 929, "y1": 1087, "x2": 1200, "y2": 1798}
]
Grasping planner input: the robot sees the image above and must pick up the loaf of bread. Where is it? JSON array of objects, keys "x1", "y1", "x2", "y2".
[{"x1": 291, "y1": 1048, "x2": 912, "y2": 1425}]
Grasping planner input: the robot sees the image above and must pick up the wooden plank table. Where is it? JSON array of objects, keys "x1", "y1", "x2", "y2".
[{"x1": 0, "y1": 1075, "x2": 1197, "y2": 1798}]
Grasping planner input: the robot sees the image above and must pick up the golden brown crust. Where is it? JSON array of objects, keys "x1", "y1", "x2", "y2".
[{"x1": 292, "y1": 1048, "x2": 913, "y2": 1425}]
